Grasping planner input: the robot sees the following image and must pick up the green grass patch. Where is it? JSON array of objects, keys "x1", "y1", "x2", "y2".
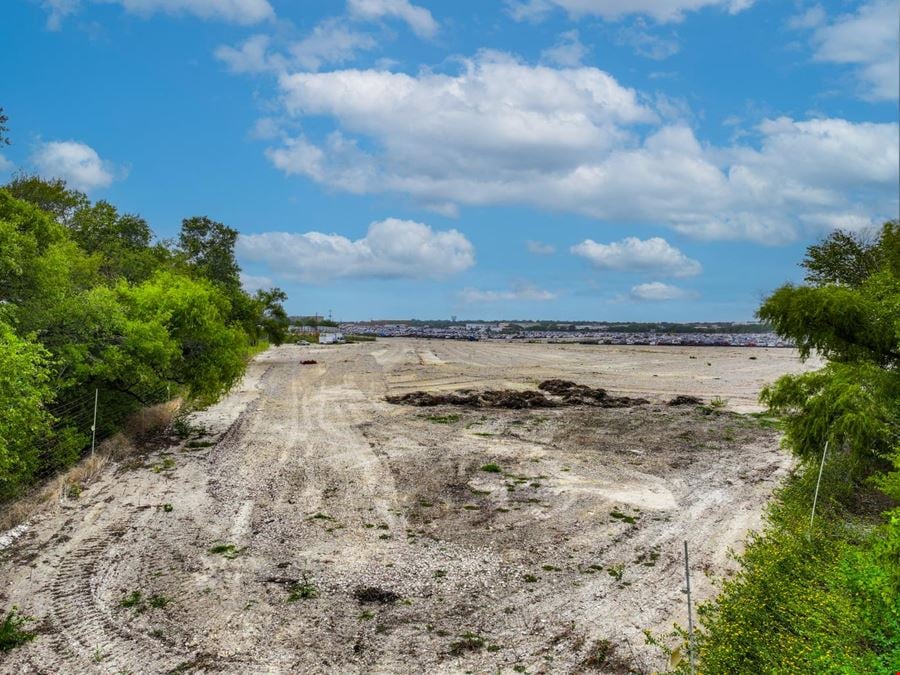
[
  {"x1": 658, "y1": 455, "x2": 900, "y2": 673},
  {"x1": 424, "y1": 414, "x2": 460, "y2": 424},
  {"x1": 610, "y1": 510, "x2": 637, "y2": 525},
  {"x1": 208, "y1": 543, "x2": 243, "y2": 559}
]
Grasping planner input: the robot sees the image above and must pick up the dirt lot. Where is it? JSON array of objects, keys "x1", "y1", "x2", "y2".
[{"x1": 0, "y1": 339, "x2": 819, "y2": 674}]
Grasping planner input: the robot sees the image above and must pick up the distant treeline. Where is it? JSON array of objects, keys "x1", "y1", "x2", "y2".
[
  {"x1": 0, "y1": 175, "x2": 290, "y2": 502},
  {"x1": 355, "y1": 320, "x2": 773, "y2": 334},
  {"x1": 289, "y1": 315, "x2": 339, "y2": 328}
]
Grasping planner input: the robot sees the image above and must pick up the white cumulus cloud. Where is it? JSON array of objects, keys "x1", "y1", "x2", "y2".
[
  {"x1": 31, "y1": 140, "x2": 120, "y2": 192},
  {"x1": 571, "y1": 236, "x2": 701, "y2": 277},
  {"x1": 630, "y1": 281, "x2": 696, "y2": 301},
  {"x1": 347, "y1": 0, "x2": 438, "y2": 38},
  {"x1": 0, "y1": 154, "x2": 14, "y2": 174},
  {"x1": 236, "y1": 218, "x2": 475, "y2": 283},
  {"x1": 42, "y1": 0, "x2": 273, "y2": 29},
  {"x1": 507, "y1": 0, "x2": 753, "y2": 23},
  {"x1": 263, "y1": 50, "x2": 898, "y2": 243},
  {"x1": 801, "y1": 0, "x2": 900, "y2": 101},
  {"x1": 458, "y1": 284, "x2": 557, "y2": 303}
]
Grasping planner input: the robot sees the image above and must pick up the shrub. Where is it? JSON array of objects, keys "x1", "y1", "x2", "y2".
[{"x1": 0, "y1": 607, "x2": 36, "y2": 652}]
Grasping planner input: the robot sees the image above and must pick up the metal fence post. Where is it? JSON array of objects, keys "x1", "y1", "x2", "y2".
[
  {"x1": 90, "y1": 389, "x2": 98, "y2": 456},
  {"x1": 684, "y1": 540, "x2": 695, "y2": 675},
  {"x1": 808, "y1": 439, "x2": 829, "y2": 540}
]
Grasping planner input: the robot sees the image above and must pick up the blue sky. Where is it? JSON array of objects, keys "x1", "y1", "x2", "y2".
[{"x1": 2, "y1": 0, "x2": 898, "y2": 321}]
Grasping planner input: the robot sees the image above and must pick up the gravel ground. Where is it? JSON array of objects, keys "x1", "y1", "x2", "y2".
[{"x1": 0, "y1": 339, "x2": 818, "y2": 674}]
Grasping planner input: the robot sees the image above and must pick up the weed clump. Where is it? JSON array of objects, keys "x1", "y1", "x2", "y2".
[
  {"x1": 0, "y1": 608, "x2": 36, "y2": 653},
  {"x1": 610, "y1": 510, "x2": 637, "y2": 525},
  {"x1": 607, "y1": 564, "x2": 625, "y2": 582},
  {"x1": 581, "y1": 639, "x2": 614, "y2": 669},
  {"x1": 208, "y1": 543, "x2": 243, "y2": 559},
  {"x1": 481, "y1": 463, "x2": 502, "y2": 473},
  {"x1": 449, "y1": 631, "x2": 486, "y2": 656},
  {"x1": 287, "y1": 577, "x2": 318, "y2": 602},
  {"x1": 119, "y1": 591, "x2": 170, "y2": 614}
]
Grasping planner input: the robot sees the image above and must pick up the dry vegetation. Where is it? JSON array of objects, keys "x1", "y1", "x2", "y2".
[{"x1": 0, "y1": 401, "x2": 180, "y2": 533}]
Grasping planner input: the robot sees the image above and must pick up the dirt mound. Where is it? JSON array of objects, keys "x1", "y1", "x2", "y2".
[
  {"x1": 537, "y1": 379, "x2": 649, "y2": 407},
  {"x1": 386, "y1": 389, "x2": 559, "y2": 409},
  {"x1": 668, "y1": 395, "x2": 703, "y2": 406},
  {"x1": 387, "y1": 380, "x2": 649, "y2": 409}
]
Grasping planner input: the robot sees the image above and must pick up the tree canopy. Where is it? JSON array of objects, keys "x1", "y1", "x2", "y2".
[
  {"x1": 686, "y1": 222, "x2": 900, "y2": 673},
  {"x1": 0, "y1": 177, "x2": 290, "y2": 500},
  {"x1": 758, "y1": 221, "x2": 899, "y2": 467}
]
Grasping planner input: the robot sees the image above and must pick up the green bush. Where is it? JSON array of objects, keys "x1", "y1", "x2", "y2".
[
  {"x1": 0, "y1": 181, "x2": 289, "y2": 501},
  {"x1": 663, "y1": 223, "x2": 900, "y2": 673},
  {"x1": 0, "y1": 607, "x2": 36, "y2": 652}
]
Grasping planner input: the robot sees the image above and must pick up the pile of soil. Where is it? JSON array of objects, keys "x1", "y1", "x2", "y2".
[
  {"x1": 386, "y1": 388, "x2": 557, "y2": 409},
  {"x1": 387, "y1": 380, "x2": 650, "y2": 410},
  {"x1": 668, "y1": 395, "x2": 704, "y2": 406},
  {"x1": 538, "y1": 379, "x2": 650, "y2": 407}
]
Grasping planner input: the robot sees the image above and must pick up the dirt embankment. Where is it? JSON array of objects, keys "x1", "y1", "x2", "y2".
[{"x1": 0, "y1": 339, "x2": 813, "y2": 674}]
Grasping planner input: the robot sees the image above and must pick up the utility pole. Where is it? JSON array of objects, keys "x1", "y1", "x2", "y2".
[
  {"x1": 684, "y1": 540, "x2": 695, "y2": 675},
  {"x1": 90, "y1": 389, "x2": 99, "y2": 457}
]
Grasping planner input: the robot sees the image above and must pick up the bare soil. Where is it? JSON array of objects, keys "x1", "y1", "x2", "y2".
[{"x1": 0, "y1": 339, "x2": 819, "y2": 674}]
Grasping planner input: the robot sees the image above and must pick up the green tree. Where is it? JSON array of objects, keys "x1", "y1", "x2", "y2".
[
  {"x1": 802, "y1": 228, "x2": 886, "y2": 288},
  {"x1": 758, "y1": 221, "x2": 899, "y2": 468},
  {"x1": 685, "y1": 223, "x2": 900, "y2": 673},
  {"x1": 0, "y1": 187, "x2": 286, "y2": 501},
  {"x1": 120, "y1": 271, "x2": 249, "y2": 403},
  {"x1": 0, "y1": 190, "x2": 100, "y2": 321},
  {"x1": 68, "y1": 200, "x2": 169, "y2": 283},
  {"x1": 177, "y1": 216, "x2": 241, "y2": 290},
  {"x1": 4, "y1": 174, "x2": 89, "y2": 225},
  {"x1": 254, "y1": 288, "x2": 290, "y2": 345},
  {"x1": 0, "y1": 322, "x2": 54, "y2": 499}
]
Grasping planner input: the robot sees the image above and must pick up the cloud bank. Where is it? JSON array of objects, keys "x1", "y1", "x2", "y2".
[
  {"x1": 237, "y1": 218, "x2": 475, "y2": 283},
  {"x1": 261, "y1": 52, "x2": 897, "y2": 243}
]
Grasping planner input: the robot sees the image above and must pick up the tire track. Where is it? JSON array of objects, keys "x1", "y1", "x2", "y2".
[{"x1": 27, "y1": 519, "x2": 187, "y2": 674}]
